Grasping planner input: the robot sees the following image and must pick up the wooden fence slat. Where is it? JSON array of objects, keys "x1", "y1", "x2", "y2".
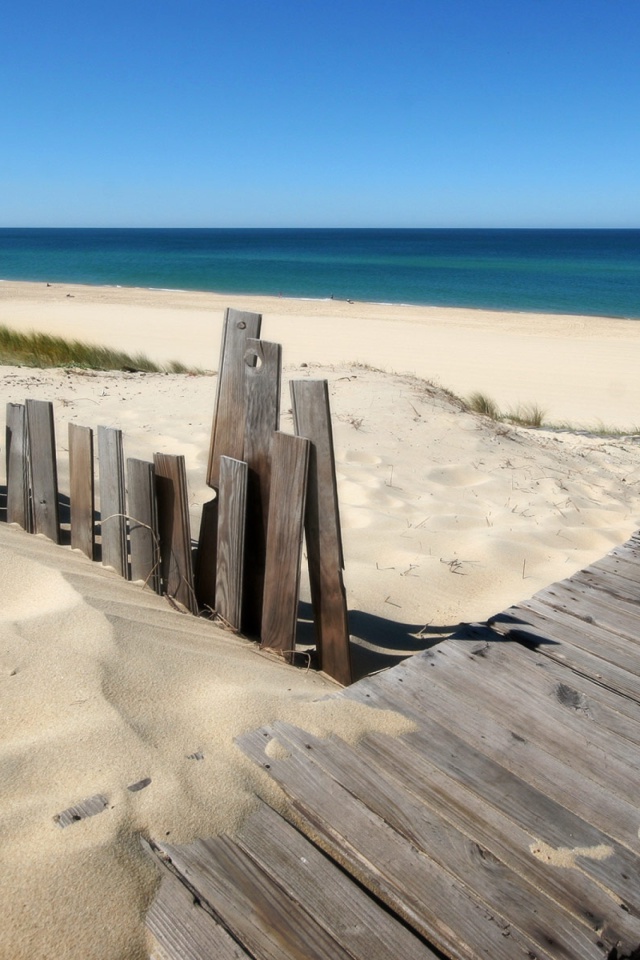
[
  {"x1": 6, "y1": 403, "x2": 31, "y2": 530},
  {"x1": 69, "y1": 423, "x2": 94, "y2": 560},
  {"x1": 261, "y1": 432, "x2": 309, "y2": 657},
  {"x1": 206, "y1": 307, "x2": 262, "y2": 489},
  {"x1": 243, "y1": 339, "x2": 282, "y2": 635},
  {"x1": 25, "y1": 398, "x2": 60, "y2": 543},
  {"x1": 127, "y1": 458, "x2": 161, "y2": 593},
  {"x1": 194, "y1": 498, "x2": 218, "y2": 611},
  {"x1": 154, "y1": 452, "x2": 198, "y2": 615},
  {"x1": 291, "y1": 380, "x2": 352, "y2": 685},
  {"x1": 215, "y1": 456, "x2": 248, "y2": 630},
  {"x1": 98, "y1": 426, "x2": 128, "y2": 577}
]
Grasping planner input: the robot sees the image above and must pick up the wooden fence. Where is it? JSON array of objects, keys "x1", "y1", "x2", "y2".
[{"x1": 3, "y1": 308, "x2": 352, "y2": 685}]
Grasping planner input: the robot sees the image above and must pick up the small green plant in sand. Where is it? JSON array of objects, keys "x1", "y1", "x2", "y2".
[
  {"x1": 466, "y1": 392, "x2": 501, "y2": 420},
  {"x1": 507, "y1": 403, "x2": 546, "y2": 428},
  {"x1": 0, "y1": 325, "x2": 200, "y2": 373}
]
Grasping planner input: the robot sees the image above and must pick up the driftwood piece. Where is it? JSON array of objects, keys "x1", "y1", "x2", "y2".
[
  {"x1": 54, "y1": 794, "x2": 109, "y2": 828},
  {"x1": 25, "y1": 399, "x2": 60, "y2": 543},
  {"x1": 207, "y1": 307, "x2": 262, "y2": 489},
  {"x1": 154, "y1": 453, "x2": 198, "y2": 615},
  {"x1": 69, "y1": 423, "x2": 95, "y2": 560},
  {"x1": 291, "y1": 380, "x2": 352, "y2": 685},
  {"x1": 6, "y1": 403, "x2": 31, "y2": 530},
  {"x1": 98, "y1": 425, "x2": 128, "y2": 577},
  {"x1": 242, "y1": 339, "x2": 282, "y2": 635},
  {"x1": 194, "y1": 498, "x2": 218, "y2": 612},
  {"x1": 215, "y1": 457, "x2": 247, "y2": 631},
  {"x1": 261, "y1": 432, "x2": 309, "y2": 657},
  {"x1": 127, "y1": 458, "x2": 161, "y2": 592}
]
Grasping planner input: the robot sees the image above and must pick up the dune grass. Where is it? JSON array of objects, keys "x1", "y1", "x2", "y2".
[
  {"x1": 465, "y1": 389, "x2": 640, "y2": 436},
  {"x1": 0, "y1": 325, "x2": 199, "y2": 373}
]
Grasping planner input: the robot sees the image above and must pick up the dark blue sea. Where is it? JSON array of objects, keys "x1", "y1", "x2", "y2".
[{"x1": 0, "y1": 228, "x2": 638, "y2": 318}]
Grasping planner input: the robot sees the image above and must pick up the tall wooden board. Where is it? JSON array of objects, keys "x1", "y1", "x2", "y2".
[
  {"x1": 291, "y1": 380, "x2": 352, "y2": 685},
  {"x1": 98, "y1": 426, "x2": 128, "y2": 577},
  {"x1": 69, "y1": 423, "x2": 94, "y2": 559},
  {"x1": 243, "y1": 339, "x2": 282, "y2": 635},
  {"x1": 261, "y1": 432, "x2": 310, "y2": 657},
  {"x1": 206, "y1": 307, "x2": 262, "y2": 489},
  {"x1": 194, "y1": 498, "x2": 218, "y2": 612},
  {"x1": 127, "y1": 458, "x2": 161, "y2": 592},
  {"x1": 25, "y1": 398, "x2": 60, "y2": 543},
  {"x1": 215, "y1": 456, "x2": 248, "y2": 630},
  {"x1": 6, "y1": 403, "x2": 31, "y2": 530},
  {"x1": 154, "y1": 452, "x2": 198, "y2": 615}
]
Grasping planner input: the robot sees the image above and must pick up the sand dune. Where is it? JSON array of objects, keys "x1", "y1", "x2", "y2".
[{"x1": 1, "y1": 282, "x2": 640, "y2": 958}]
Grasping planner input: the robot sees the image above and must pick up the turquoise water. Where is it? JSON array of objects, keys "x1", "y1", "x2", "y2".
[{"x1": 0, "y1": 228, "x2": 638, "y2": 318}]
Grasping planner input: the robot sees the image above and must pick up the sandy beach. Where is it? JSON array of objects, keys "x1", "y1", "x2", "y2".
[{"x1": 2, "y1": 280, "x2": 640, "y2": 958}]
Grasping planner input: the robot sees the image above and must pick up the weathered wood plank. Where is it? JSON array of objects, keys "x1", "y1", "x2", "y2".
[
  {"x1": 242, "y1": 339, "x2": 281, "y2": 635},
  {"x1": 127, "y1": 458, "x2": 161, "y2": 592},
  {"x1": 54, "y1": 793, "x2": 109, "y2": 828},
  {"x1": 154, "y1": 453, "x2": 198, "y2": 615},
  {"x1": 260, "y1": 432, "x2": 309, "y2": 657},
  {"x1": 215, "y1": 457, "x2": 247, "y2": 630},
  {"x1": 69, "y1": 423, "x2": 94, "y2": 559},
  {"x1": 194, "y1": 498, "x2": 218, "y2": 612},
  {"x1": 291, "y1": 379, "x2": 352, "y2": 685},
  {"x1": 536, "y1": 578, "x2": 640, "y2": 643},
  {"x1": 157, "y1": 834, "x2": 360, "y2": 960},
  {"x1": 145, "y1": 853, "x2": 251, "y2": 960},
  {"x1": 98, "y1": 425, "x2": 128, "y2": 577},
  {"x1": 207, "y1": 308, "x2": 262, "y2": 489},
  {"x1": 25, "y1": 398, "x2": 60, "y2": 542},
  {"x1": 6, "y1": 403, "x2": 31, "y2": 530}
]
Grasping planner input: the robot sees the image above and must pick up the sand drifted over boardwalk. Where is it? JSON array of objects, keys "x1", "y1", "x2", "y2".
[{"x1": 1, "y1": 283, "x2": 640, "y2": 957}]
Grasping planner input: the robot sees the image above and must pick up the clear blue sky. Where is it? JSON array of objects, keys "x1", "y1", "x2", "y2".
[{"x1": 2, "y1": 0, "x2": 638, "y2": 227}]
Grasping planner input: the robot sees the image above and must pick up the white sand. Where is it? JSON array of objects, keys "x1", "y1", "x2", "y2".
[{"x1": 1, "y1": 281, "x2": 640, "y2": 958}]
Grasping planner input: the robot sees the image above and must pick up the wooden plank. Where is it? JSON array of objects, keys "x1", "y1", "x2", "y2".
[
  {"x1": 154, "y1": 452, "x2": 198, "y2": 615},
  {"x1": 242, "y1": 339, "x2": 281, "y2": 635},
  {"x1": 291, "y1": 379, "x2": 352, "y2": 685},
  {"x1": 239, "y1": 726, "x2": 560, "y2": 960},
  {"x1": 157, "y1": 834, "x2": 360, "y2": 960},
  {"x1": 98, "y1": 425, "x2": 128, "y2": 578},
  {"x1": 194, "y1": 498, "x2": 218, "y2": 612},
  {"x1": 54, "y1": 793, "x2": 109, "y2": 828},
  {"x1": 535, "y1": 578, "x2": 640, "y2": 643},
  {"x1": 207, "y1": 308, "x2": 261, "y2": 489},
  {"x1": 145, "y1": 853, "x2": 251, "y2": 960},
  {"x1": 215, "y1": 457, "x2": 247, "y2": 630},
  {"x1": 127, "y1": 458, "x2": 161, "y2": 593},
  {"x1": 260, "y1": 432, "x2": 309, "y2": 657},
  {"x1": 25, "y1": 398, "x2": 60, "y2": 543},
  {"x1": 69, "y1": 423, "x2": 94, "y2": 559},
  {"x1": 6, "y1": 403, "x2": 31, "y2": 530}
]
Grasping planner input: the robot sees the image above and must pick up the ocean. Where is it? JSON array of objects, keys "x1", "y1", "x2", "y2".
[{"x1": 0, "y1": 228, "x2": 638, "y2": 318}]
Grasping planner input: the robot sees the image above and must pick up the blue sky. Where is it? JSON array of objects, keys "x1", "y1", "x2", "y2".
[{"x1": 2, "y1": 0, "x2": 638, "y2": 227}]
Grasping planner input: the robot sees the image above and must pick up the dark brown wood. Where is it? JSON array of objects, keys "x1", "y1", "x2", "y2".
[
  {"x1": 242, "y1": 339, "x2": 282, "y2": 635},
  {"x1": 25, "y1": 398, "x2": 60, "y2": 543},
  {"x1": 127, "y1": 458, "x2": 161, "y2": 592},
  {"x1": 6, "y1": 403, "x2": 31, "y2": 530},
  {"x1": 207, "y1": 308, "x2": 262, "y2": 489},
  {"x1": 98, "y1": 425, "x2": 128, "y2": 577},
  {"x1": 291, "y1": 379, "x2": 352, "y2": 685},
  {"x1": 215, "y1": 457, "x2": 247, "y2": 630},
  {"x1": 154, "y1": 452, "x2": 198, "y2": 615},
  {"x1": 69, "y1": 423, "x2": 94, "y2": 559},
  {"x1": 260, "y1": 432, "x2": 309, "y2": 657},
  {"x1": 194, "y1": 498, "x2": 218, "y2": 612}
]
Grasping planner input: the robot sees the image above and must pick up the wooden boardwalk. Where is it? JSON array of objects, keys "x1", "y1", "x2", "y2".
[{"x1": 146, "y1": 535, "x2": 640, "y2": 960}]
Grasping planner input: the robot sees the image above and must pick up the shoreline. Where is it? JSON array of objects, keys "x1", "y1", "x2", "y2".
[{"x1": 2, "y1": 279, "x2": 640, "y2": 426}]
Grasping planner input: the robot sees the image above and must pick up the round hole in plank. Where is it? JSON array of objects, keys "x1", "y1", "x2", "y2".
[{"x1": 245, "y1": 350, "x2": 262, "y2": 370}]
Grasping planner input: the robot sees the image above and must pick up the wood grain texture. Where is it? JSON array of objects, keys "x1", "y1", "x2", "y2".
[
  {"x1": 215, "y1": 457, "x2": 247, "y2": 630},
  {"x1": 242, "y1": 339, "x2": 282, "y2": 635},
  {"x1": 154, "y1": 452, "x2": 198, "y2": 615},
  {"x1": 127, "y1": 458, "x2": 161, "y2": 592},
  {"x1": 25, "y1": 398, "x2": 60, "y2": 543},
  {"x1": 291, "y1": 379, "x2": 352, "y2": 685},
  {"x1": 98, "y1": 425, "x2": 128, "y2": 577},
  {"x1": 260, "y1": 432, "x2": 309, "y2": 657},
  {"x1": 194, "y1": 497, "x2": 218, "y2": 611},
  {"x1": 69, "y1": 423, "x2": 94, "y2": 559},
  {"x1": 6, "y1": 403, "x2": 31, "y2": 530},
  {"x1": 207, "y1": 308, "x2": 261, "y2": 489}
]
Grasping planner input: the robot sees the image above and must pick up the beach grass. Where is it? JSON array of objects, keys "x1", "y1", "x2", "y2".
[{"x1": 0, "y1": 325, "x2": 200, "y2": 373}]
